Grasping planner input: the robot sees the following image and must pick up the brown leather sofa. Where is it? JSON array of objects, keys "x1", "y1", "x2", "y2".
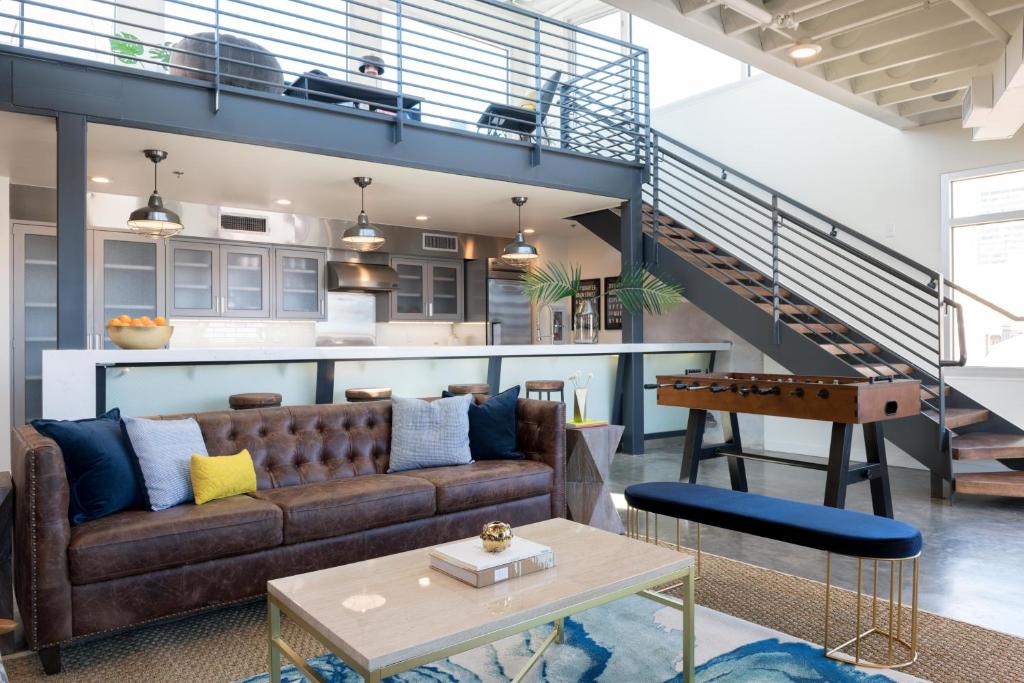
[{"x1": 11, "y1": 399, "x2": 566, "y2": 673}]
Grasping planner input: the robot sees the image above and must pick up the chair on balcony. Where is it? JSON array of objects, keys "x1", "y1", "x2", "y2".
[
  {"x1": 168, "y1": 32, "x2": 285, "y2": 94},
  {"x1": 476, "y1": 70, "x2": 562, "y2": 141}
]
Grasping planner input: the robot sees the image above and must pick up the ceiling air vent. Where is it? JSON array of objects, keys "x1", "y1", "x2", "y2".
[
  {"x1": 422, "y1": 232, "x2": 459, "y2": 253},
  {"x1": 220, "y1": 212, "x2": 268, "y2": 234}
]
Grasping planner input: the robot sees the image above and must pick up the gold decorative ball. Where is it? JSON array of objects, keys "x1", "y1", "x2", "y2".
[{"x1": 481, "y1": 521, "x2": 513, "y2": 553}]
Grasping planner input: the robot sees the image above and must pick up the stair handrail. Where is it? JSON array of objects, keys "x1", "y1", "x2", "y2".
[
  {"x1": 652, "y1": 129, "x2": 944, "y2": 289},
  {"x1": 653, "y1": 138, "x2": 940, "y2": 300},
  {"x1": 943, "y1": 279, "x2": 1024, "y2": 323}
]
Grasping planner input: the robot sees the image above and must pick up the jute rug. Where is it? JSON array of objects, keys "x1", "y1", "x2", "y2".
[{"x1": 4, "y1": 550, "x2": 1021, "y2": 682}]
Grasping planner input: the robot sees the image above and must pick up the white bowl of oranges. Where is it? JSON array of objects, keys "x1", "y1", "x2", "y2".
[{"x1": 107, "y1": 315, "x2": 173, "y2": 350}]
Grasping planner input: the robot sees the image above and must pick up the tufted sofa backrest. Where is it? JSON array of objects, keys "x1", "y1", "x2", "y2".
[{"x1": 159, "y1": 402, "x2": 392, "y2": 489}]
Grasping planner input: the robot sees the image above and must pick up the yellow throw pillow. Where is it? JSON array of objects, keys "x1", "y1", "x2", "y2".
[{"x1": 190, "y1": 450, "x2": 257, "y2": 505}]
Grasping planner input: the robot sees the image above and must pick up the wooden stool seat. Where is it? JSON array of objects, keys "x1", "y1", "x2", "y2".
[
  {"x1": 345, "y1": 387, "x2": 393, "y2": 402},
  {"x1": 446, "y1": 383, "x2": 490, "y2": 396},
  {"x1": 525, "y1": 380, "x2": 565, "y2": 402},
  {"x1": 229, "y1": 392, "x2": 283, "y2": 410}
]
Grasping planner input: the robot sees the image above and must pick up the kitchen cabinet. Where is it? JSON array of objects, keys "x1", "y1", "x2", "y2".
[
  {"x1": 92, "y1": 230, "x2": 165, "y2": 349},
  {"x1": 389, "y1": 257, "x2": 463, "y2": 322},
  {"x1": 274, "y1": 248, "x2": 326, "y2": 320},
  {"x1": 12, "y1": 223, "x2": 57, "y2": 425},
  {"x1": 167, "y1": 241, "x2": 272, "y2": 318}
]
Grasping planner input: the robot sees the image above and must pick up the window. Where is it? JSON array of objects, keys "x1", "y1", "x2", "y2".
[{"x1": 947, "y1": 166, "x2": 1024, "y2": 367}]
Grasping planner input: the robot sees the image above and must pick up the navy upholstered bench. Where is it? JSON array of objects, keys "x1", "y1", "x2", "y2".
[{"x1": 624, "y1": 482, "x2": 922, "y2": 670}]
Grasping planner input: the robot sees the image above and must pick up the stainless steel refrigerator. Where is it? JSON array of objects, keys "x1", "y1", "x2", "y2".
[{"x1": 466, "y1": 259, "x2": 533, "y2": 345}]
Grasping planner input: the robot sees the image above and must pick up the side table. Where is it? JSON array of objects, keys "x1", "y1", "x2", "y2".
[{"x1": 564, "y1": 424, "x2": 625, "y2": 534}]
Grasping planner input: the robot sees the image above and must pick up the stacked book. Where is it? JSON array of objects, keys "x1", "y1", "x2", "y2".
[{"x1": 429, "y1": 537, "x2": 556, "y2": 588}]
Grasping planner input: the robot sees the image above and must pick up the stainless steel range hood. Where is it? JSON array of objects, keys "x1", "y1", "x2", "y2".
[{"x1": 326, "y1": 261, "x2": 399, "y2": 292}]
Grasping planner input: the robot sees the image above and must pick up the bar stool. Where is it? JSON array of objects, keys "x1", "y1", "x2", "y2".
[
  {"x1": 229, "y1": 393, "x2": 283, "y2": 410},
  {"x1": 345, "y1": 387, "x2": 392, "y2": 403},
  {"x1": 525, "y1": 380, "x2": 565, "y2": 402},
  {"x1": 446, "y1": 383, "x2": 490, "y2": 398}
]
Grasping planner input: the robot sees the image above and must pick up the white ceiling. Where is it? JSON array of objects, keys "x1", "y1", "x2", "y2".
[
  {"x1": 605, "y1": 0, "x2": 1023, "y2": 132},
  {"x1": 0, "y1": 112, "x2": 619, "y2": 237}
]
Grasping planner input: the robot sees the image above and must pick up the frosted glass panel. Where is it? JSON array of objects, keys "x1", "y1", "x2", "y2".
[
  {"x1": 174, "y1": 247, "x2": 214, "y2": 310},
  {"x1": 395, "y1": 262, "x2": 425, "y2": 315},
  {"x1": 431, "y1": 264, "x2": 459, "y2": 316},
  {"x1": 281, "y1": 255, "x2": 319, "y2": 313},
  {"x1": 24, "y1": 234, "x2": 58, "y2": 422},
  {"x1": 226, "y1": 252, "x2": 264, "y2": 311},
  {"x1": 103, "y1": 239, "x2": 158, "y2": 348}
]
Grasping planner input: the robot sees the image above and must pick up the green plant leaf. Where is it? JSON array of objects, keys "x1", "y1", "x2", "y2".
[
  {"x1": 521, "y1": 262, "x2": 582, "y2": 305},
  {"x1": 109, "y1": 32, "x2": 144, "y2": 65},
  {"x1": 608, "y1": 265, "x2": 684, "y2": 315},
  {"x1": 148, "y1": 45, "x2": 171, "y2": 64}
]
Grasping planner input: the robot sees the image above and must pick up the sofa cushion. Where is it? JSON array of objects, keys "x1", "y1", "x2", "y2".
[
  {"x1": 401, "y1": 461, "x2": 553, "y2": 513},
  {"x1": 249, "y1": 474, "x2": 436, "y2": 545},
  {"x1": 69, "y1": 495, "x2": 282, "y2": 585}
]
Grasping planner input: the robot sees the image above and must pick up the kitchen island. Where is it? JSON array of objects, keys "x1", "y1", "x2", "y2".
[{"x1": 42, "y1": 342, "x2": 730, "y2": 448}]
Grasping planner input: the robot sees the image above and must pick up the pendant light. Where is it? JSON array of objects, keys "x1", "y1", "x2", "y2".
[
  {"x1": 341, "y1": 176, "x2": 386, "y2": 252},
  {"x1": 501, "y1": 196, "x2": 538, "y2": 264},
  {"x1": 127, "y1": 149, "x2": 183, "y2": 239}
]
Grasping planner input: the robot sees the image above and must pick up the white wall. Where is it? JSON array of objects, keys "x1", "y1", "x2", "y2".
[
  {"x1": 653, "y1": 76, "x2": 1024, "y2": 271},
  {"x1": 654, "y1": 76, "x2": 1024, "y2": 465},
  {"x1": 0, "y1": 177, "x2": 10, "y2": 471}
]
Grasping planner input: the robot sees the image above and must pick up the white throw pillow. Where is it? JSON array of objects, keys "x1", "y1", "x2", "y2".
[
  {"x1": 388, "y1": 394, "x2": 473, "y2": 472},
  {"x1": 123, "y1": 416, "x2": 209, "y2": 510}
]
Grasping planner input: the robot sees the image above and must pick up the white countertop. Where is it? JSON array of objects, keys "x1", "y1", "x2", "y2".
[
  {"x1": 41, "y1": 342, "x2": 729, "y2": 420},
  {"x1": 45, "y1": 342, "x2": 731, "y2": 366}
]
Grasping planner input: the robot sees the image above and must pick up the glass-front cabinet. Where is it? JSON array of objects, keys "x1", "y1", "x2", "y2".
[
  {"x1": 220, "y1": 245, "x2": 271, "y2": 318},
  {"x1": 13, "y1": 224, "x2": 57, "y2": 426},
  {"x1": 389, "y1": 257, "x2": 463, "y2": 321},
  {"x1": 93, "y1": 231, "x2": 165, "y2": 348},
  {"x1": 274, "y1": 248, "x2": 326, "y2": 320},
  {"x1": 167, "y1": 241, "x2": 219, "y2": 317}
]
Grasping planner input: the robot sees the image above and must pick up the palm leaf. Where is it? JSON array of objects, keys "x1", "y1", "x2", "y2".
[
  {"x1": 521, "y1": 262, "x2": 582, "y2": 305},
  {"x1": 609, "y1": 265, "x2": 684, "y2": 315}
]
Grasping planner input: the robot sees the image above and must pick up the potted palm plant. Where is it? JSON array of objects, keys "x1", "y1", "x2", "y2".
[{"x1": 521, "y1": 263, "x2": 683, "y2": 344}]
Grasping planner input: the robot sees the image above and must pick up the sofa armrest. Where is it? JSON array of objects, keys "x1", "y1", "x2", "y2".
[
  {"x1": 11, "y1": 425, "x2": 73, "y2": 648},
  {"x1": 516, "y1": 399, "x2": 566, "y2": 518}
]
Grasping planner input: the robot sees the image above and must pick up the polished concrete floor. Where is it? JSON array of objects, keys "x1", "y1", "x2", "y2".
[{"x1": 609, "y1": 437, "x2": 1024, "y2": 638}]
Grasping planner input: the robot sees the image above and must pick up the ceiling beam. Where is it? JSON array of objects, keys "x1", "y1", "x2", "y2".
[
  {"x1": 722, "y1": 0, "x2": 851, "y2": 36},
  {"x1": 678, "y1": 0, "x2": 721, "y2": 14},
  {"x1": 874, "y1": 69, "x2": 980, "y2": 106},
  {"x1": 761, "y1": 0, "x2": 928, "y2": 52},
  {"x1": 951, "y1": 0, "x2": 1013, "y2": 42},
  {"x1": 896, "y1": 89, "x2": 966, "y2": 117},
  {"x1": 824, "y1": 19, "x2": 1017, "y2": 82},
  {"x1": 851, "y1": 43, "x2": 1004, "y2": 95}
]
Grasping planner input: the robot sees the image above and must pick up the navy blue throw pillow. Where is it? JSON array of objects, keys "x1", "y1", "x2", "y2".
[
  {"x1": 31, "y1": 408, "x2": 146, "y2": 525},
  {"x1": 442, "y1": 386, "x2": 523, "y2": 460}
]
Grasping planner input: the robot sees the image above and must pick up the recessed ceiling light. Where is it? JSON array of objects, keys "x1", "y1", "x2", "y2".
[
  {"x1": 523, "y1": 228, "x2": 536, "y2": 234},
  {"x1": 274, "y1": 198, "x2": 292, "y2": 206},
  {"x1": 90, "y1": 176, "x2": 112, "y2": 184},
  {"x1": 415, "y1": 215, "x2": 430, "y2": 221},
  {"x1": 789, "y1": 42, "x2": 822, "y2": 60}
]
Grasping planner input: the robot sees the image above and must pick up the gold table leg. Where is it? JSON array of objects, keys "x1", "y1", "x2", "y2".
[{"x1": 268, "y1": 597, "x2": 282, "y2": 683}]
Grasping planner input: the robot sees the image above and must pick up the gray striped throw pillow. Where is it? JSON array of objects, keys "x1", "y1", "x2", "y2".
[{"x1": 388, "y1": 394, "x2": 473, "y2": 472}]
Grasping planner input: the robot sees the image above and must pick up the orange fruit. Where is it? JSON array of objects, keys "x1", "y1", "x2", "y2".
[
  {"x1": 154, "y1": 316, "x2": 167, "y2": 326},
  {"x1": 143, "y1": 320, "x2": 157, "y2": 327},
  {"x1": 130, "y1": 319, "x2": 145, "y2": 327},
  {"x1": 117, "y1": 314, "x2": 131, "y2": 323},
  {"x1": 138, "y1": 316, "x2": 151, "y2": 323},
  {"x1": 107, "y1": 318, "x2": 120, "y2": 327}
]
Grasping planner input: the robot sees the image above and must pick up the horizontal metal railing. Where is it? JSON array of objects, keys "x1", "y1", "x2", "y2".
[{"x1": 0, "y1": 0, "x2": 649, "y2": 164}]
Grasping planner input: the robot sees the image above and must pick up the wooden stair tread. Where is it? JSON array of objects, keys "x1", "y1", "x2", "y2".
[
  {"x1": 704, "y1": 268, "x2": 766, "y2": 283},
  {"x1": 820, "y1": 342, "x2": 881, "y2": 356},
  {"x1": 951, "y1": 433, "x2": 1024, "y2": 460},
  {"x1": 955, "y1": 472, "x2": 1024, "y2": 497},
  {"x1": 923, "y1": 407, "x2": 991, "y2": 429},
  {"x1": 920, "y1": 384, "x2": 952, "y2": 399},
  {"x1": 854, "y1": 363, "x2": 913, "y2": 377},
  {"x1": 675, "y1": 250, "x2": 740, "y2": 266},
  {"x1": 756, "y1": 302, "x2": 819, "y2": 316},
  {"x1": 787, "y1": 321, "x2": 849, "y2": 334},
  {"x1": 726, "y1": 284, "x2": 792, "y2": 299}
]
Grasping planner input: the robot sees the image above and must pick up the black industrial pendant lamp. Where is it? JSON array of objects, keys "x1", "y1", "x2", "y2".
[
  {"x1": 341, "y1": 176, "x2": 386, "y2": 252},
  {"x1": 127, "y1": 149, "x2": 183, "y2": 239},
  {"x1": 501, "y1": 196, "x2": 538, "y2": 264}
]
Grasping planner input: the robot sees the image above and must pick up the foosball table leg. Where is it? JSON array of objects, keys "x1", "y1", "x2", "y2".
[
  {"x1": 723, "y1": 412, "x2": 748, "y2": 492},
  {"x1": 680, "y1": 409, "x2": 706, "y2": 483},
  {"x1": 864, "y1": 422, "x2": 894, "y2": 518},
  {"x1": 823, "y1": 422, "x2": 854, "y2": 509}
]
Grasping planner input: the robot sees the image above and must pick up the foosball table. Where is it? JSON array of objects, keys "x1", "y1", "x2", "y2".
[{"x1": 645, "y1": 372, "x2": 921, "y2": 518}]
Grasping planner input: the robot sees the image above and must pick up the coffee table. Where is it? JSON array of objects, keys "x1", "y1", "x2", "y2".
[{"x1": 267, "y1": 518, "x2": 696, "y2": 682}]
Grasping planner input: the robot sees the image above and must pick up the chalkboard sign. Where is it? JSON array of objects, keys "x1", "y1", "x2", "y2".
[
  {"x1": 571, "y1": 278, "x2": 601, "y2": 330},
  {"x1": 604, "y1": 276, "x2": 622, "y2": 330}
]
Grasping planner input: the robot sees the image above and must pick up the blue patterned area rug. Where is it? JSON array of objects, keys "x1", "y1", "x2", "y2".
[{"x1": 240, "y1": 597, "x2": 922, "y2": 682}]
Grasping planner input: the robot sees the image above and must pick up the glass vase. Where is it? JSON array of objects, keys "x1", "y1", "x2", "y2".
[{"x1": 573, "y1": 297, "x2": 599, "y2": 344}]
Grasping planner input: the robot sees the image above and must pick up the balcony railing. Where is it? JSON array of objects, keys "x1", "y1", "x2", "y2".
[{"x1": 0, "y1": 0, "x2": 650, "y2": 165}]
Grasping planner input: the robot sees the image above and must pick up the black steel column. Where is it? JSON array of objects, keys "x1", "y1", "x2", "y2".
[
  {"x1": 619, "y1": 188, "x2": 645, "y2": 454},
  {"x1": 56, "y1": 113, "x2": 88, "y2": 350}
]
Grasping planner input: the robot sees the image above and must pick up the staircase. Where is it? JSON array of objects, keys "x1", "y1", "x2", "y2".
[{"x1": 573, "y1": 130, "x2": 1024, "y2": 499}]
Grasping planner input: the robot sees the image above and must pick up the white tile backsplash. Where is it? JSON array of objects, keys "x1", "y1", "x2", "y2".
[
  {"x1": 375, "y1": 322, "x2": 487, "y2": 346},
  {"x1": 169, "y1": 319, "x2": 316, "y2": 348}
]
